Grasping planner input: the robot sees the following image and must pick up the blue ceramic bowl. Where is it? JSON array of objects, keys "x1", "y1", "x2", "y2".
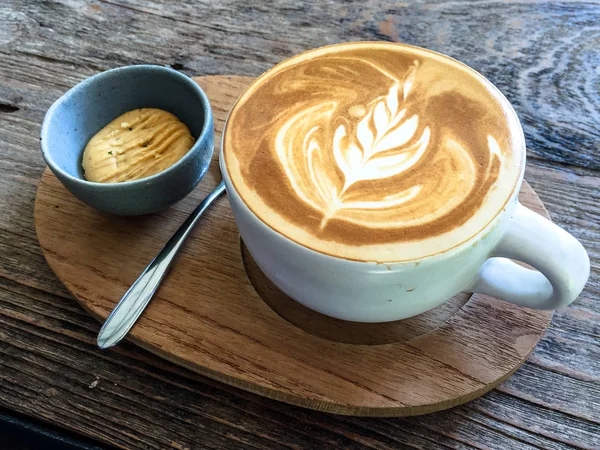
[{"x1": 40, "y1": 65, "x2": 214, "y2": 216}]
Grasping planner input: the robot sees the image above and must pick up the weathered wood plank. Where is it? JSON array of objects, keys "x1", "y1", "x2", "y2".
[
  {"x1": 468, "y1": 392, "x2": 600, "y2": 450},
  {"x1": 2, "y1": 270, "x2": 599, "y2": 449},
  {"x1": 3, "y1": 0, "x2": 599, "y2": 167}
]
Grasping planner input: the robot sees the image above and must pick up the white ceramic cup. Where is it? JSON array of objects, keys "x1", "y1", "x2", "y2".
[{"x1": 220, "y1": 81, "x2": 590, "y2": 324}]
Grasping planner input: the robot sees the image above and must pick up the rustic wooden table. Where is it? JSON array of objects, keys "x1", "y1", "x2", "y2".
[{"x1": 1, "y1": 1, "x2": 599, "y2": 449}]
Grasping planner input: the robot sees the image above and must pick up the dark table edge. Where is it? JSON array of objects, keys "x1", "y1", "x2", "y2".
[{"x1": 0, "y1": 406, "x2": 115, "y2": 450}]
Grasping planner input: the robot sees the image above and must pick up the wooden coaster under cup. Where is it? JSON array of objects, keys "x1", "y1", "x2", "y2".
[{"x1": 35, "y1": 75, "x2": 553, "y2": 416}]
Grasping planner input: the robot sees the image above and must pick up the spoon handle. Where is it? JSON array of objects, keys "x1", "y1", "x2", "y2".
[{"x1": 97, "y1": 181, "x2": 226, "y2": 349}]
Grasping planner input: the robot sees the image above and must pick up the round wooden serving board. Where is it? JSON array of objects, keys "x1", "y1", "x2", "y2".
[{"x1": 35, "y1": 75, "x2": 553, "y2": 417}]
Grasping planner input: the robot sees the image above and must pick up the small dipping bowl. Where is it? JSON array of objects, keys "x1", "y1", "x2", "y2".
[{"x1": 41, "y1": 65, "x2": 214, "y2": 216}]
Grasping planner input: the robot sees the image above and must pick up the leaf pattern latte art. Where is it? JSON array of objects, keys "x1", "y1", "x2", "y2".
[
  {"x1": 225, "y1": 43, "x2": 516, "y2": 259},
  {"x1": 275, "y1": 62, "x2": 433, "y2": 228}
]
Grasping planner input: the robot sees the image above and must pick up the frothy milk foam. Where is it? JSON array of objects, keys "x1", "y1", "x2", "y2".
[{"x1": 223, "y1": 43, "x2": 524, "y2": 262}]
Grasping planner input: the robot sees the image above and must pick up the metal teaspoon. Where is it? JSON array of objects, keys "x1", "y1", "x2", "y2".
[{"x1": 96, "y1": 181, "x2": 226, "y2": 349}]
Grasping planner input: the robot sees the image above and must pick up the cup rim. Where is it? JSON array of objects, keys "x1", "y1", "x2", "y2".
[
  {"x1": 40, "y1": 64, "x2": 213, "y2": 189},
  {"x1": 219, "y1": 41, "x2": 527, "y2": 264}
]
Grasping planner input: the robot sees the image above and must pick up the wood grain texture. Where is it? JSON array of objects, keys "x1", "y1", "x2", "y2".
[
  {"x1": 34, "y1": 75, "x2": 554, "y2": 417},
  {"x1": 1, "y1": 0, "x2": 599, "y2": 448}
]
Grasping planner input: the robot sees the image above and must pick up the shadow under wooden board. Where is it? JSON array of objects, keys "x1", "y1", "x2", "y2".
[{"x1": 34, "y1": 75, "x2": 553, "y2": 417}]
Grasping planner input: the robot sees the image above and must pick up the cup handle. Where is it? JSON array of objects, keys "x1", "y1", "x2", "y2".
[{"x1": 468, "y1": 202, "x2": 590, "y2": 309}]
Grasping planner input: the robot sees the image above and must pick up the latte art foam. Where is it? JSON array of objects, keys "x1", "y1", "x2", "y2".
[{"x1": 224, "y1": 43, "x2": 523, "y2": 262}]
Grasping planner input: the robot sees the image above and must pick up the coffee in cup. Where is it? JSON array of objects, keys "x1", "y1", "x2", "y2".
[
  {"x1": 221, "y1": 42, "x2": 589, "y2": 322},
  {"x1": 223, "y1": 42, "x2": 523, "y2": 262}
]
